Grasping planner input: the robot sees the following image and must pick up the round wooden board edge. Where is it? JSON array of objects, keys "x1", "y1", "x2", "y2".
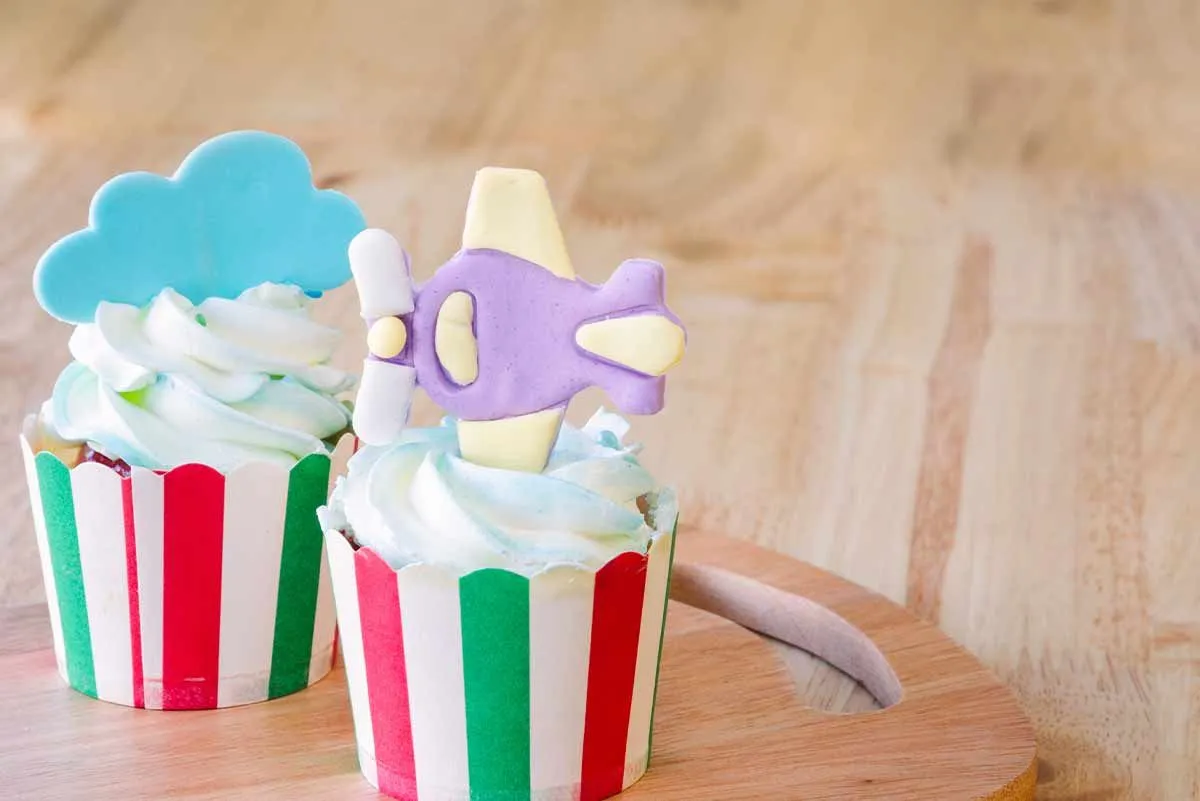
[{"x1": 673, "y1": 527, "x2": 1039, "y2": 800}]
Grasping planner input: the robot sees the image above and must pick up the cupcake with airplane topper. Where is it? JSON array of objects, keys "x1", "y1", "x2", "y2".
[
  {"x1": 320, "y1": 168, "x2": 686, "y2": 801},
  {"x1": 22, "y1": 131, "x2": 364, "y2": 709}
]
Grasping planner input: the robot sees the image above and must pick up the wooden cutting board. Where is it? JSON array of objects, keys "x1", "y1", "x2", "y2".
[{"x1": 0, "y1": 528, "x2": 1036, "y2": 800}]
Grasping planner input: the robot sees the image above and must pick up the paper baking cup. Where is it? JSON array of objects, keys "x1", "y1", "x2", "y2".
[
  {"x1": 326, "y1": 524, "x2": 676, "y2": 801},
  {"x1": 19, "y1": 434, "x2": 348, "y2": 710}
]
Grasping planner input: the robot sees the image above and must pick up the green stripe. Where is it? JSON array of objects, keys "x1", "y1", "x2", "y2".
[
  {"x1": 268, "y1": 453, "x2": 331, "y2": 699},
  {"x1": 35, "y1": 453, "x2": 96, "y2": 698},
  {"x1": 460, "y1": 569, "x2": 531, "y2": 800},
  {"x1": 646, "y1": 521, "x2": 678, "y2": 766}
]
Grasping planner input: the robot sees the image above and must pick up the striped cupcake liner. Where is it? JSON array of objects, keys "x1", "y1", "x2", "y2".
[
  {"x1": 325, "y1": 519, "x2": 676, "y2": 801},
  {"x1": 19, "y1": 434, "x2": 348, "y2": 710}
]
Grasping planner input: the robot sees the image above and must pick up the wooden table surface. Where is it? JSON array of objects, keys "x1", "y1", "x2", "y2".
[{"x1": 0, "y1": 2, "x2": 1197, "y2": 799}]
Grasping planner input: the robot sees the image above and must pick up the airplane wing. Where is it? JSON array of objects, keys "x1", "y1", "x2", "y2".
[
  {"x1": 462, "y1": 167, "x2": 576, "y2": 279},
  {"x1": 455, "y1": 167, "x2": 572, "y2": 471}
]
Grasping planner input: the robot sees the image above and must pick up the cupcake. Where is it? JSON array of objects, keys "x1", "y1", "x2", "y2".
[
  {"x1": 21, "y1": 131, "x2": 365, "y2": 709},
  {"x1": 323, "y1": 168, "x2": 686, "y2": 800}
]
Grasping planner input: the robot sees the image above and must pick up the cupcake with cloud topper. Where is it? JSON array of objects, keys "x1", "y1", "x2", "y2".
[
  {"x1": 321, "y1": 168, "x2": 685, "y2": 801},
  {"x1": 22, "y1": 131, "x2": 365, "y2": 709}
]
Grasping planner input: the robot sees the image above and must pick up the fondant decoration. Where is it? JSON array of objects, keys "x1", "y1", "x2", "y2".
[
  {"x1": 458, "y1": 408, "x2": 564, "y2": 473},
  {"x1": 462, "y1": 167, "x2": 575, "y2": 279},
  {"x1": 576, "y1": 315, "x2": 686, "y2": 377},
  {"x1": 434, "y1": 291, "x2": 479, "y2": 386},
  {"x1": 367, "y1": 316, "x2": 408, "y2": 360},
  {"x1": 34, "y1": 130, "x2": 366, "y2": 324},
  {"x1": 18, "y1": 431, "x2": 354, "y2": 709},
  {"x1": 348, "y1": 228, "x2": 413, "y2": 317},
  {"x1": 356, "y1": 360, "x2": 416, "y2": 446},
  {"x1": 349, "y1": 168, "x2": 686, "y2": 471}
]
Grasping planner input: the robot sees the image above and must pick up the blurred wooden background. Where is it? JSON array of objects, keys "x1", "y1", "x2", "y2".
[{"x1": 1, "y1": 1, "x2": 1198, "y2": 798}]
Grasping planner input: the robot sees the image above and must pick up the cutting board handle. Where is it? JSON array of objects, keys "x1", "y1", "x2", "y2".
[
  {"x1": 672, "y1": 562, "x2": 903, "y2": 708},
  {"x1": 671, "y1": 529, "x2": 1038, "y2": 801}
]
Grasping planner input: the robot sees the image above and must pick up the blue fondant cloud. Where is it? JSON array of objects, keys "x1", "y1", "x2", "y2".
[{"x1": 34, "y1": 130, "x2": 366, "y2": 323}]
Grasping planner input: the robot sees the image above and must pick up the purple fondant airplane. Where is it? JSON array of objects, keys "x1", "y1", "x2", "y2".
[{"x1": 349, "y1": 168, "x2": 686, "y2": 472}]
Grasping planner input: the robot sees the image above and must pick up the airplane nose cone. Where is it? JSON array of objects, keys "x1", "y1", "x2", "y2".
[{"x1": 366, "y1": 315, "x2": 408, "y2": 359}]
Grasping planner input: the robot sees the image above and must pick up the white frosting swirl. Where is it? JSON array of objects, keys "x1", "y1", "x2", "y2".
[
  {"x1": 320, "y1": 411, "x2": 678, "y2": 574},
  {"x1": 44, "y1": 282, "x2": 354, "y2": 471}
]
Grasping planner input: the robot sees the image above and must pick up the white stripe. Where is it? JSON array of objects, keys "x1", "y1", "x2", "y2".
[
  {"x1": 313, "y1": 434, "x2": 355, "y2": 684},
  {"x1": 132, "y1": 468, "x2": 165, "y2": 709},
  {"x1": 308, "y1": 536, "x2": 337, "y2": 684},
  {"x1": 70, "y1": 463, "x2": 134, "y2": 706},
  {"x1": 310, "y1": 438, "x2": 346, "y2": 686},
  {"x1": 216, "y1": 462, "x2": 288, "y2": 706},
  {"x1": 398, "y1": 564, "x2": 469, "y2": 797},
  {"x1": 325, "y1": 531, "x2": 377, "y2": 788},
  {"x1": 20, "y1": 438, "x2": 67, "y2": 680},
  {"x1": 529, "y1": 565, "x2": 595, "y2": 793},
  {"x1": 624, "y1": 531, "x2": 674, "y2": 785}
]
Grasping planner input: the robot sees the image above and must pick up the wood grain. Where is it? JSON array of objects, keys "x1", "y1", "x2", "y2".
[
  {"x1": 0, "y1": 1, "x2": 1197, "y2": 798},
  {"x1": 0, "y1": 533, "x2": 1036, "y2": 800}
]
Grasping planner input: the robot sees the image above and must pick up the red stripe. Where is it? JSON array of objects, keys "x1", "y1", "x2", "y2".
[
  {"x1": 331, "y1": 626, "x2": 340, "y2": 668},
  {"x1": 161, "y1": 465, "x2": 225, "y2": 710},
  {"x1": 355, "y1": 547, "x2": 417, "y2": 799},
  {"x1": 580, "y1": 552, "x2": 649, "y2": 801},
  {"x1": 121, "y1": 476, "x2": 145, "y2": 709}
]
